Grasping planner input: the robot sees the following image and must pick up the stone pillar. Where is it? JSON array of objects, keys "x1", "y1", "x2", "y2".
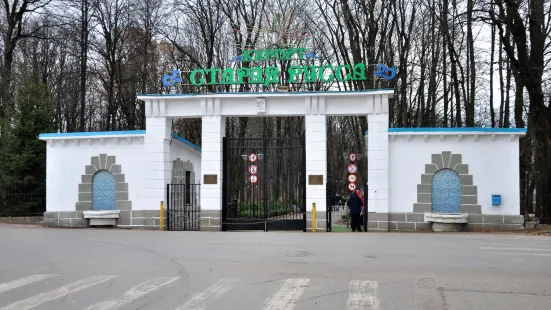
[
  {"x1": 305, "y1": 97, "x2": 326, "y2": 211},
  {"x1": 367, "y1": 95, "x2": 390, "y2": 217},
  {"x1": 144, "y1": 100, "x2": 171, "y2": 210},
  {"x1": 200, "y1": 115, "x2": 225, "y2": 211}
]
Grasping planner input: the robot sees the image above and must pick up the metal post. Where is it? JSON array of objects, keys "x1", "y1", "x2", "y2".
[
  {"x1": 166, "y1": 184, "x2": 170, "y2": 231},
  {"x1": 302, "y1": 133, "x2": 307, "y2": 232},
  {"x1": 222, "y1": 137, "x2": 228, "y2": 232},
  {"x1": 363, "y1": 182, "x2": 368, "y2": 232},
  {"x1": 263, "y1": 136, "x2": 268, "y2": 232},
  {"x1": 160, "y1": 201, "x2": 165, "y2": 231},
  {"x1": 312, "y1": 202, "x2": 317, "y2": 232}
]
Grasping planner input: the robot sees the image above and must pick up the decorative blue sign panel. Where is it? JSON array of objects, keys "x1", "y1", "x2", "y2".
[
  {"x1": 162, "y1": 69, "x2": 183, "y2": 87},
  {"x1": 374, "y1": 64, "x2": 396, "y2": 80}
]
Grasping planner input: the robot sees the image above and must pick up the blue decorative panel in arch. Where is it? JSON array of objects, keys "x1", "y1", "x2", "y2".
[
  {"x1": 92, "y1": 171, "x2": 116, "y2": 211},
  {"x1": 431, "y1": 169, "x2": 461, "y2": 213}
]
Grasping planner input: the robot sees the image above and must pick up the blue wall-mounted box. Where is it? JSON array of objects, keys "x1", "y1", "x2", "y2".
[{"x1": 492, "y1": 194, "x2": 502, "y2": 205}]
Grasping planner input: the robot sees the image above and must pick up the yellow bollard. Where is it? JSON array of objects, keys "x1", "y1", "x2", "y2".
[
  {"x1": 160, "y1": 201, "x2": 165, "y2": 231},
  {"x1": 312, "y1": 202, "x2": 317, "y2": 232}
]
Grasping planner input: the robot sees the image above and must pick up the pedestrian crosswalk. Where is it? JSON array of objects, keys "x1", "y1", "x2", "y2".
[
  {"x1": 175, "y1": 278, "x2": 237, "y2": 310},
  {"x1": 479, "y1": 245, "x2": 551, "y2": 256},
  {"x1": 84, "y1": 277, "x2": 180, "y2": 310},
  {"x1": 346, "y1": 280, "x2": 380, "y2": 310},
  {"x1": 0, "y1": 274, "x2": 382, "y2": 310},
  {"x1": 0, "y1": 274, "x2": 56, "y2": 295},
  {"x1": 261, "y1": 278, "x2": 309, "y2": 310},
  {"x1": 0, "y1": 275, "x2": 116, "y2": 310}
]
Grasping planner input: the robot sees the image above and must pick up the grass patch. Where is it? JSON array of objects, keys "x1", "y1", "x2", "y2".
[{"x1": 330, "y1": 225, "x2": 350, "y2": 232}]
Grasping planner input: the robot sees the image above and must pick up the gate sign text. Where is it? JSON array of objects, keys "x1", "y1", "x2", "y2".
[
  {"x1": 188, "y1": 63, "x2": 371, "y2": 86},
  {"x1": 228, "y1": 48, "x2": 318, "y2": 63},
  {"x1": 161, "y1": 48, "x2": 396, "y2": 87}
]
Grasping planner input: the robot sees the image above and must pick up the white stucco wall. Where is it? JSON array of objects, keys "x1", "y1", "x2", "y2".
[
  {"x1": 380, "y1": 130, "x2": 523, "y2": 215},
  {"x1": 42, "y1": 134, "x2": 147, "y2": 212},
  {"x1": 40, "y1": 131, "x2": 202, "y2": 213},
  {"x1": 169, "y1": 135, "x2": 202, "y2": 184}
]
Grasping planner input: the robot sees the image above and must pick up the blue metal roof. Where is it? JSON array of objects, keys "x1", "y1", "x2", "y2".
[
  {"x1": 365, "y1": 127, "x2": 527, "y2": 135},
  {"x1": 38, "y1": 130, "x2": 201, "y2": 152}
]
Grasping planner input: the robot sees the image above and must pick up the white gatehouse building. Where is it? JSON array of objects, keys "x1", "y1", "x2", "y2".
[{"x1": 38, "y1": 89, "x2": 526, "y2": 231}]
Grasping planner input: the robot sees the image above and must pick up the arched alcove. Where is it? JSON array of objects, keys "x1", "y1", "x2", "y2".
[
  {"x1": 431, "y1": 169, "x2": 461, "y2": 213},
  {"x1": 92, "y1": 170, "x2": 116, "y2": 210},
  {"x1": 75, "y1": 154, "x2": 132, "y2": 215},
  {"x1": 413, "y1": 151, "x2": 481, "y2": 214}
]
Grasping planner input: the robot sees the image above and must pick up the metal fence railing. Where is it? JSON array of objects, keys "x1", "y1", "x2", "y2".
[
  {"x1": 166, "y1": 183, "x2": 201, "y2": 231},
  {"x1": 0, "y1": 178, "x2": 46, "y2": 217}
]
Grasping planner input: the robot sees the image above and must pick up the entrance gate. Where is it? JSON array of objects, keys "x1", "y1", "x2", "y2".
[
  {"x1": 166, "y1": 184, "x2": 201, "y2": 231},
  {"x1": 222, "y1": 136, "x2": 306, "y2": 231},
  {"x1": 325, "y1": 180, "x2": 369, "y2": 232}
]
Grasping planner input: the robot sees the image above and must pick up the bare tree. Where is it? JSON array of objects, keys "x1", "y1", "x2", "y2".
[
  {"x1": 487, "y1": 0, "x2": 551, "y2": 220},
  {"x1": 0, "y1": 0, "x2": 54, "y2": 124}
]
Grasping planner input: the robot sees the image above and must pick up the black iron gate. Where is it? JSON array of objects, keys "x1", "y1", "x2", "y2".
[
  {"x1": 326, "y1": 183, "x2": 332, "y2": 232},
  {"x1": 222, "y1": 136, "x2": 306, "y2": 231},
  {"x1": 166, "y1": 184, "x2": 201, "y2": 231}
]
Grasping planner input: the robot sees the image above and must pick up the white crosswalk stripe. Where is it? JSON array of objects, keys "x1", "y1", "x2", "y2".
[
  {"x1": 0, "y1": 275, "x2": 116, "y2": 310},
  {"x1": 175, "y1": 277, "x2": 237, "y2": 310},
  {"x1": 0, "y1": 274, "x2": 57, "y2": 295},
  {"x1": 485, "y1": 252, "x2": 551, "y2": 257},
  {"x1": 480, "y1": 246, "x2": 551, "y2": 256},
  {"x1": 346, "y1": 280, "x2": 380, "y2": 310},
  {"x1": 261, "y1": 278, "x2": 310, "y2": 310},
  {"x1": 480, "y1": 246, "x2": 551, "y2": 251},
  {"x1": 0, "y1": 274, "x2": 383, "y2": 310},
  {"x1": 85, "y1": 276, "x2": 180, "y2": 310}
]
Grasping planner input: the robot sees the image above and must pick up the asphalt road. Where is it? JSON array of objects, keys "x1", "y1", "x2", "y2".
[{"x1": 0, "y1": 225, "x2": 550, "y2": 310}]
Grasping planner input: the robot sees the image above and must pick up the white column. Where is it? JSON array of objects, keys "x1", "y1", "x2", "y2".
[
  {"x1": 305, "y1": 97, "x2": 327, "y2": 211},
  {"x1": 367, "y1": 95, "x2": 390, "y2": 214},
  {"x1": 144, "y1": 115, "x2": 171, "y2": 210},
  {"x1": 200, "y1": 115, "x2": 224, "y2": 210}
]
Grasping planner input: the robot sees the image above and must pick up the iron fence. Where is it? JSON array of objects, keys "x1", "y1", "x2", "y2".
[
  {"x1": 0, "y1": 178, "x2": 46, "y2": 217},
  {"x1": 166, "y1": 184, "x2": 201, "y2": 231},
  {"x1": 222, "y1": 136, "x2": 306, "y2": 232}
]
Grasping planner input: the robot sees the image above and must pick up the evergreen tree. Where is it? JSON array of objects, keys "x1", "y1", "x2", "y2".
[
  {"x1": 0, "y1": 77, "x2": 54, "y2": 215},
  {"x1": 6, "y1": 79, "x2": 55, "y2": 179}
]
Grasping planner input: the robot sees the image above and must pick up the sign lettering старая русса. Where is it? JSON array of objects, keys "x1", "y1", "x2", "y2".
[{"x1": 161, "y1": 48, "x2": 396, "y2": 87}]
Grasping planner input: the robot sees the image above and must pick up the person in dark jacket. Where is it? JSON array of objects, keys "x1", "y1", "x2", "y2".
[{"x1": 347, "y1": 190, "x2": 364, "y2": 232}]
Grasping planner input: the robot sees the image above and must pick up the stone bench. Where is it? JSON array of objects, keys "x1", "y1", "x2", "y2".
[
  {"x1": 424, "y1": 213, "x2": 469, "y2": 232},
  {"x1": 83, "y1": 210, "x2": 120, "y2": 226}
]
